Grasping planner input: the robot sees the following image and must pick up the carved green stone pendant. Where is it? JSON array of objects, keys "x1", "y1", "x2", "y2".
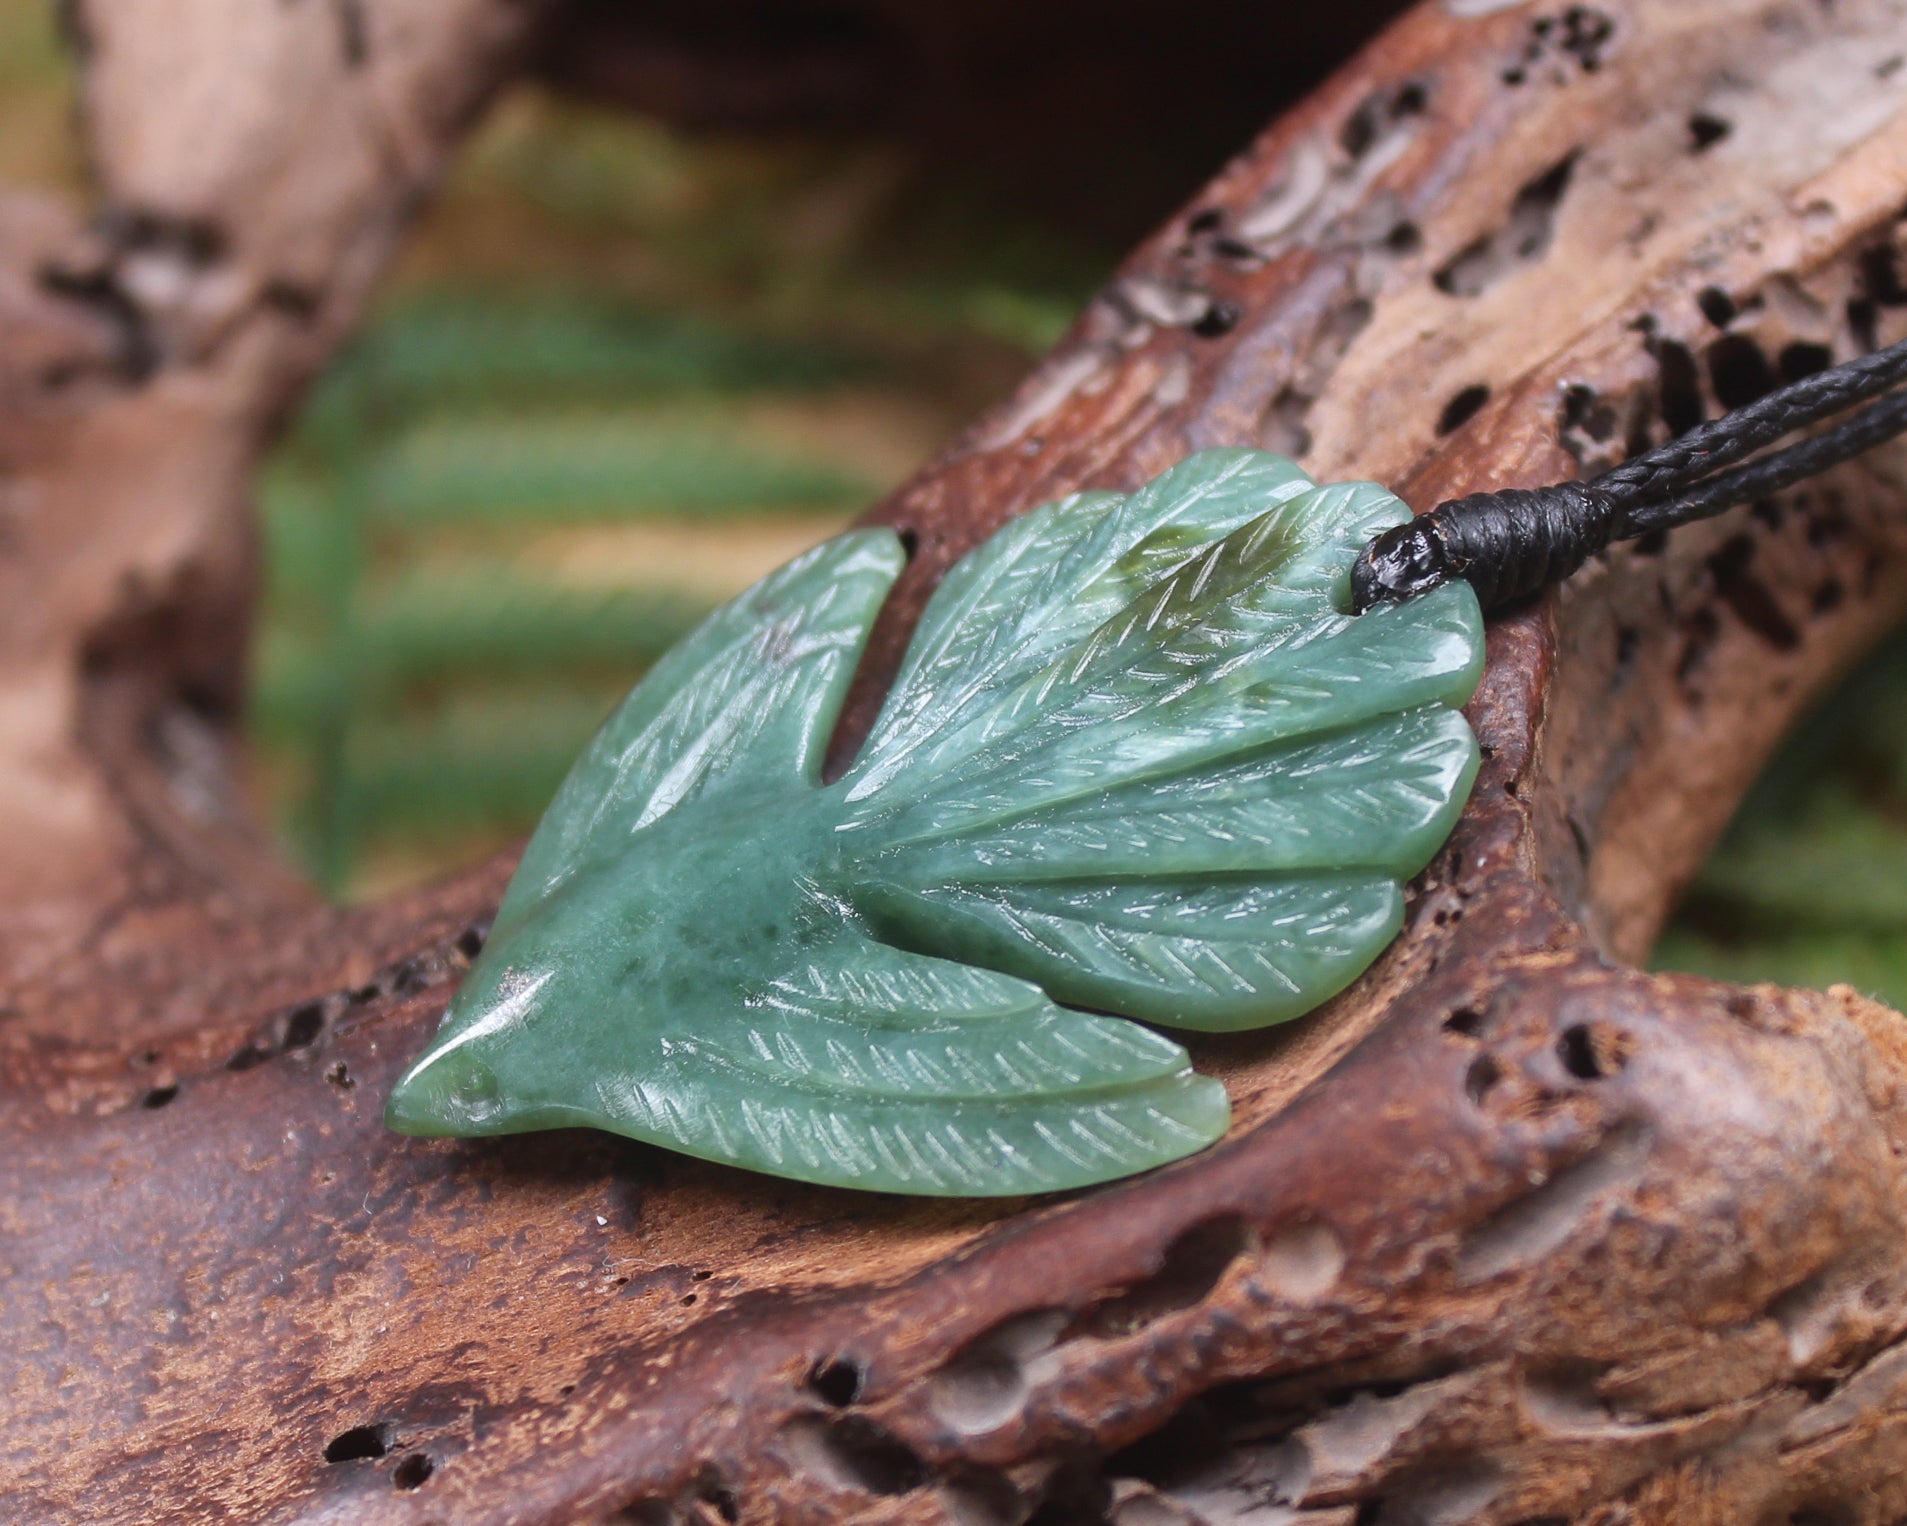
[{"x1": 386, "y1": 449, "x2": 1486, "y2": 1195}]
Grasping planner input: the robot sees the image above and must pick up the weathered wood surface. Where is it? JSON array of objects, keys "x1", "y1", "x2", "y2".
[
  {"x1": 6, "y1": 2, "x2": 1907, "y2": 1523},
  {"x1": 0, "y1": 0, "x2": 553, "y2": 1037}
]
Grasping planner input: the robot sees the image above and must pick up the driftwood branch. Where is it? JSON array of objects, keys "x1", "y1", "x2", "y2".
[
  {"x1": 7, "y1": 2, "x2": 1907, "y2": 1523},
  {"x1": 0, "y1": 0, "x2": 550, "y2": 1032}
]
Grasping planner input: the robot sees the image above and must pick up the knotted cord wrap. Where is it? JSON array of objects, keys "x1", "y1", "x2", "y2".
[
  {"x1": 1355, "y1": 481, "x2": 1615, "y2": 612},
  {"x1": 1351, "y1": 333, "x2": 1907, "y2": 614}
]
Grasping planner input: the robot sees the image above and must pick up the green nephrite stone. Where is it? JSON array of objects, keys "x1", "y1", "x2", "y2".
[{"x1": 387, "y1": 448, "x2": 1486, "y2": 1195}]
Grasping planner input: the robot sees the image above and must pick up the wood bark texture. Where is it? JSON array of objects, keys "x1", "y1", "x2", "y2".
[{"x1": 6, "y1": 2, "x2": 1907, "y2": 1524}]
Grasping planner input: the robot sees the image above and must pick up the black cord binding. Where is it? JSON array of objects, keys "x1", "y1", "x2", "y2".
[{"x1": 1351, "y1": 334, "x2": 1907, "y2": 614}]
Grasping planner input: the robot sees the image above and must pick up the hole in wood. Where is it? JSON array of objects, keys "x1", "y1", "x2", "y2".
[
  {"x1": 1560, "y1": 383, "x2": 1617, "y2": 444},
  {"x1": 1433, "y1": 152, "x2": 1577, "y2": 298},
  {"x1": 1557, "y1": 1023, "x2": 1630, "y2": 1080},
  {"x1": 1192, "y1": 300, "x2": 1240, "y2": 338},
  {"x1": 1676, "y1": 606, "x2": 1722, "y2": 686},
  {"x1": 1688, "y1": 112, "x2": 1732, "y2": 152},
  {"x1": 1072, "y1": 1215, "x2": 1251, "y2": 1339},
  {"x1": 806, "y1": 1357, "x2": 864, "y2": 1408},
  {"x1": 938, "y1": 1471, "x2": 1025, "y2": 1526},
  {"x1": 782, "y1": 1415, "x2": 926, "y2": 1496},
  {"x1": 1339, "y1": 96, "x2": 1382, "y2": 159},
  {"x1": 1786, "y1": 1504, "x2": 1859, "y2": 1526},
  {"x1": 1860, "y1": 242, "x2": 1907, "y2": 306},
  {"x1": 391, "y1": 1453, "x2": 434, "y2": 1491},
  {"x1": 1706, "y1": 333, "x2": 1778, "y2": 409},
  {"x1": 1557, "y1": 5, "x2": 1615, "y2": 71},
  {"x1": 1257, "y1": 1220, "x2": 1345, "y2": 1303},
  {"x1": 1261, "y1": 385, "x2": 1313, "y2": 459},
  {"x1": 1445, "y1": 1007, "x2": 1485, "y2": 1038},
  {"x1": 283, "y1": 1004, "x2": 324, "y2": 1051},
  {"x1": 225, "y1": 1043, "x2": 271, "y2": 1072},
  {"x1": 1849, "y1": 294, "x2": 1881, "y2": 353},
  {"x1": 1708, "y1": 535, "x2": 1800, "y2": 650},
  {"x1": 1613, "y1": 624, "x2": 1641, "y2": 683},
  {"x1": 1456, "y1": 1121, "x2": 1650, "y2": 1282},
  {"x1": 1779, "y1": 341, "x2": 1834, "y2": 382},
  {"x1": 1437, "y1": 384, "x2": 1491, "y2": 435},
  {"x1": 1696, "y1": 285, "x2": 1736, "y2": 328},
  {"x1": 1651, "y1": 338, "x2": 1705, "y2": 436},
  {"x1": 929, "y1": 1310, "x2": 1067, "y2": 1435},
  {"x1": 262, "y1": 280, "x2": 320, "y2": 320},
  {"x1": 323, "y1": 1424, "x2": 393, "y2": 1463},
  {"x1": 1464, "y1": 1053, "x2": 1503, "y2": 1105}
]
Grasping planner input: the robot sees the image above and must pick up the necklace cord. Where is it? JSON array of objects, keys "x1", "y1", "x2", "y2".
[{"x1": 1351, "y1": 334, "x2": 1907, "y2": 614}]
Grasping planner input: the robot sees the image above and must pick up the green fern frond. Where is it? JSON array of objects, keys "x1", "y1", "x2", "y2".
[
  {"x1": 1679, "y1": 801, "x2": 1907, "y2": 935},
  {"x1": 347, "y1": 690, "x2": 630, "y2": 843},
  {"x1": 1657, "y1": 626, "x2": 1907, "y2": 1004},
  {"x1": 256, "y1": 474, "x2": 359, "y2": 615},
  {"x1": 358, "y1": 569, "x2": 710, "y2": 681},
  {"x1": 254, "y1": 575, "x2": 707, "y2": 731},
  {"x1": 1655, "y1": 927, "x2": 1907, "y2": 1010},
  {"x1": 364, "y1": 414, "x2": 872, "y2": 526},
  {"x1": 355, "y1": 291, "x2": 861, "y2": 409}
]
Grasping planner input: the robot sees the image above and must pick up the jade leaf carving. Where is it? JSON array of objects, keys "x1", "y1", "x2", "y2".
[{"x1": 387, "y1": 448, "x2": 1486, "y2": 1195}]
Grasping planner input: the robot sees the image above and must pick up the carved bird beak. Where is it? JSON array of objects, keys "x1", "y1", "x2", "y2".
[{"x1": 384, "y1": 967, "x2": 553, "y2": 1136}]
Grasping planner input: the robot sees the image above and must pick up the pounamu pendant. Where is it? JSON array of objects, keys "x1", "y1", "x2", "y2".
[{"x1": 386, "y1": 449, "x2": 1486, "y2": 1195}]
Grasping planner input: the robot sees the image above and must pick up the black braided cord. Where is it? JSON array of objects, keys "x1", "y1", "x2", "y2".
[
  {"x1": 1351, "y1": 333, "x2": 1907, "y2": 614},
  {"x1": 1641, "y1": 382, "x2": 1907, "y2": 529}
]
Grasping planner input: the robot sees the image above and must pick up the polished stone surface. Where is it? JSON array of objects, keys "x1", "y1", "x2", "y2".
[{"x1": 388, "y1": 449, "x2": 1485, "y2": 1194}]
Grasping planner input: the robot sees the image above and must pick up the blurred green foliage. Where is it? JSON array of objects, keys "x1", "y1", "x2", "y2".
[
  {"x1": 1652, "y1": 628, "x2": 1907, "y2": 1008},
  {"x1": 255, "y1": 291, "x2": 879, "y2": 895},
  {"x1": 252, "y1": 91, "x2": 1106, "y2": 898},
  {"x1": 0, "y1": 0, "x2": 80, "y2": 190}
]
